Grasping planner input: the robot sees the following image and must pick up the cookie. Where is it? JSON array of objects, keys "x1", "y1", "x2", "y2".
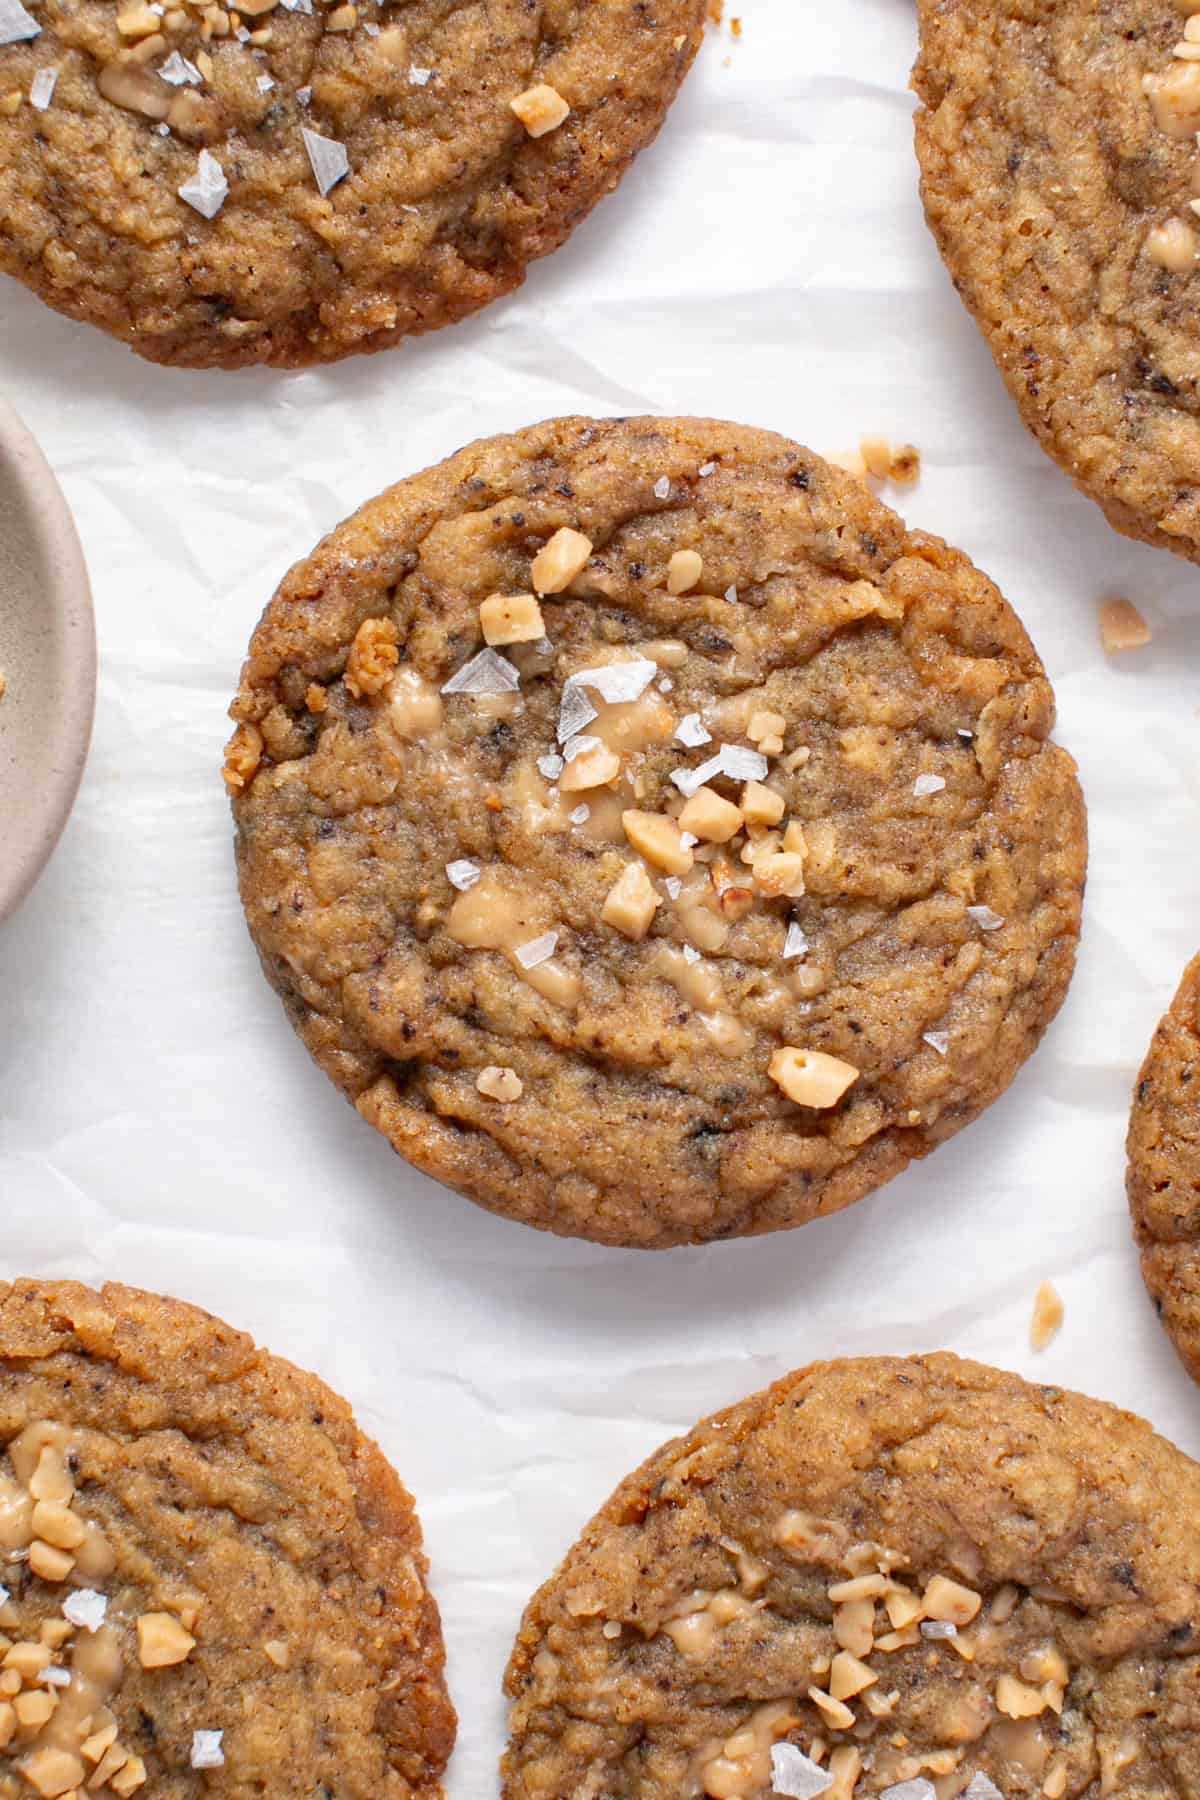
[
  {"x1": 504, "y1": 1353, "x2": 1200, "y2": 1799},
  {"x1": 226, "y1": 414, "x2": 1086, "y2": 1250},
  {"x1": 913, "y1": 1, "x2": 1200, "y2": 563},
  {"x1": 0, "y1": 1278, "x2": 455, "y2": 1799},
  {"x1": 0, "y1": 0, "x2": 703, "y2": 368},
  {"x1": 1127, "y1": 952, "x2": 1200, "y2": 1381}
]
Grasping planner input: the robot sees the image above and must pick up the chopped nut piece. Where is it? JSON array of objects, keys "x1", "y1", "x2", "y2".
[
  {"x1": 0, "y1": 1703, "x2": 13, "y2": 1749},
  {"x1": 874, "y1": 1626, "x2": 920, "y2": 1651},
  {"x1": 29, "y1": 1448, "x2": 73, "y2": 1507},
  {"x1": 1029, "y1": 1280, "x2": 1064, "y2": 1351},
  {"x1": 18, "y1": 1749, "x2": 83, "y2": 1799},
  {"x1": 4, "y1": 1644, "x2": 50, "y2": 1679},
  {"x1": 807, "y1": 1686, "x2": 855, "y2": 1730},
  {"x1": 116, "y1": 3, "x2": 161, "y2": 35},
  {"x1": 622, "y1": 810, "x2": 694, "y2": 875},
  {"x1": 921, "y1": 1575, "x2": 981, "y2": 1627},
  {"x1": 828, "y1": 1574, "x2": 888, "y2": 1603},
  {"x1": 678, "y1": 786, "x2": 743, "y2": 844},
  {"x1": 510, "y1": 81, "x2": 569, "y2": 137},
  {"x1": 223, "y1": 721, "x2": 264, "y2": 792},
  {"x1": 889, "y1": 444, "x2": 921, "y2": 484},
  {"x1": 827, "y1": 1745, "x2": 861, "y2": 1800},
  {"x1": 80, "y1": 1728, "x2": 118, "y2": 1766},
  {"x1": 666, "y1": 549, "x2": 703, "y2": 594},
  {"x1": 476, "y1": 1065, "x2": 523, "y2": 1102},
  {"x1": 741, "y1": 781, "x2": 784, "y2": 826},
  {"x1": 262, "y1": 1639, "x2": 290, "y2": 1669},
  {"x1": 326, "y1": 3, "x2": 355, "y2": 24},
  {"x1": 345, "y1": 616, "x2": 400, "y2": 699},
  {"x1": 136, "y1": 1612, "x2": 196, "y2": 1669},
  {"x1": 884, "y1": 1588, "x2": 923, "y2": 1630},
  {"x1": 860, "y1": 436, "x2": 892, "y2": 479},
  {"x1": 1098, "y1": 597, "x2": 1151, "y2": 654},
  {"x1": 31, "y1": 1503, "x2": 84, "y2": 1553},
  {"x1": 29, "y1": 1542, "x2": 74, "y2": 1583},
  {"x1": 747, "y1": 709, "x2": 786, "y2": 744},
  {"x1": 769, "y1": 1047, "x2": 859, "y2": 1109},
  {"x1": 90, "y1": 1743, "x2": 130, "y2": 1789},
  {"x1": 110, "y1": 1756, "x2": 147, "y2": 1796},
  {"x1": 531, "y1": 526, "x2": 591, "y2": 592},
  {"x1": 305, "y1": 683, "x2": 328, "y2": 714},
  {"x1": 754, "y1": 851, "x2": 807, "y2": 899},
  {"x1": 38, "y1": 1622, "x2": 72, "y2": 1649},
  {"x1": 1042, "y1": 1764, "x2": 1068, "y2": 1799},
  {"x1": 996, "y1": 1673, "x2": 1050, "y2": 1718},
  {"x1": 833, "y1": 1598, "x2": 875, "y2": 1659},
  {"x1": 559, "y1": 743, "x2": 620, "y2": 791},
  {"x1": 1020, "y1": 1645, "x2": 1069, "y2": 1686},
  {"x1": 602, "y1": 862, "x2": 660, "y2": 941},
  {"x1": 1145, "y1": 217, "x2": 1197, "y2": 268},
  {"x1": 479, "y1": 593, "x2": 545, "y2": 647},
  {"x1": 828, "y1": 1651, "x2": 877, "y2": 1701}
]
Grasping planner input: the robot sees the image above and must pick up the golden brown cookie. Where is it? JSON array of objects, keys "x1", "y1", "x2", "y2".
[
  {"x1": 0, "y1": 0, "x2": 703, "y2": 367},
  {"x1": 227, "y1": 414, "x2": 1086, "y2": 1250},
  {"x1": 914, "y1": 1, "x2": 1200, "y2": 562},
  {"x1": 1127, "y1": 952, "x2": 1200, "y2": 1381},
  {"x1": 504, "y1": 1353, "x2": 1200, "y2": 1799},
  {"x1": 0, "y1": 1278, "x2": 455, "y2": 1799}
]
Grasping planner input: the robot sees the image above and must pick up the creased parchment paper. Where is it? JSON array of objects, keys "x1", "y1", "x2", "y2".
[{"x1": 3, "y1": 1, "x2": 1200, "y2": 1791}]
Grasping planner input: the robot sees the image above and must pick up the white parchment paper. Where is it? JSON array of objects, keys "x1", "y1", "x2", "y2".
[{"x1": 3, "y1": 0, "x2": 1200, "y2": 1790}]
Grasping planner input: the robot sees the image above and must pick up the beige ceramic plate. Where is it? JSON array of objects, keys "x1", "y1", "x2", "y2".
[{"x1": 0, "y1": 399, "x2": 95, "y2": 923}]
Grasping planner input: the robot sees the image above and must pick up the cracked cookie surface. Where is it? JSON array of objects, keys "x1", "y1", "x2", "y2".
[
  {"x1": 1128, "y1": 952, "x2": 1200, "y2": 1382},
  {"x1": 503, "y1": 1353, "x2": 1200, "y2": 1799},
  {"x1": 0, "y1": 0, "x2": 702, "y2": 367},
  {"x1": 0, "y1": 1278, "x2": 454, "y2": 1800},
  {"x1": 914, "y1": 0, "x2": 1200, "y2": 562},
  {"x1": 227, "y1": 414, "x2": 1086, "y2": 1250}
]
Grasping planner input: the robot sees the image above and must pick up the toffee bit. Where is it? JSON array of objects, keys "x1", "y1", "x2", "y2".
[
  {"x1": 966, "y1": 904, "x2": 1004, "y2": 931},
  {"x1": 913, "y1": 773, "x2": 945, "y2": 797},
  {"x1": 1030, "y1": 1279, "x2": 1064, "y2": 1352},
  {"x1": 441, "y1": 646, "x2": 520, "y2": 695},
  {"x1": 1099, "y1": 596, "x2": 1151, "y2": 654},
  {"x1": 675, "y1": 713, "x2": 711, "y2": 749},
  {"x1": 922, "y1": 1030, "x2": 949, "y2": 1057},
  {"x1": 301, "y1": 125, "x2": 349, "y2": 196},
  {"x1": 190, "y1": 1731, "x2": 224, "y2": 1771},
  {"x1": 514, "y1": 931, "x2": 558, "y2": 969},
  {"x1": 783, "y1": 920, "x2": 808, "y2": 960},
  {"x1": 770, "y1": 1742, "x2": 833, "y2": 1800},
  {"x1": 0, "y1": 0, "x2": 39, "y2": 43},
  {"x1": 28, "y1": 64, "x2": 55, "y2": 107},
  {"x1": 178, "y1": 148, "x2": 228, "y2": 219},
  {"x1": 445, "y1": 859, "x2": 480, "y2": 892}
]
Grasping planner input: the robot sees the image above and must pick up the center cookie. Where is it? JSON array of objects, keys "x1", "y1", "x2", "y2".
[
  {"x1": 504, "y1": 1354, "x2": 1200, "y2": 1798},
  {"x1": 0, "y1": 0, "x2": 703, "y2": 367},
  {"x1": 227, "y1": 415, "x2": 1087, "y2": 1250}
]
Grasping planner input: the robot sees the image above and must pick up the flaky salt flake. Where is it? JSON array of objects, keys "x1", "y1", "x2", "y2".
[
  {"x1": 770, "y1": 1742, "x2": 833, "y2": 1800},
  {"x1": 515, "y1": 931, "x2": 558, "y2": 969},
  {"x1": 724, "y1": 584, "x2": 738, "y2": 603},
  {"x1": 880, "y1": 1784, "x2": 937, "y2": 1800},
  {"x1": 190, "y1": 1732, "x2": 224, "y2": 1771},
  {"x1": 663, "y1": 876, "x2": 682, "y2": 899},
  {"x1": 537, "y1": 753, "x2": 564, "y2": 780},
  {"x1": 445, "y1": 860, "x2": 480, "y2": 892},
  {"x1": 718, "y1": 743, "x2": 768, "y2": 781},
  {"x1": 967, "y1": 904, "x2": 1004, "y2": 931},
  {"x1": 296, "y1": 82, "x2": 312, "y2": 102},
  {"x1": 408, "y1": 63, "x2": 433, "y2": 84},
  {"x1": 923, "y1": 1030, "x2": 949, "y2": 1057},
  {"x1": 557, "y1": 683, "x2": 597, "y2": 743},
  {"x1": 698, "y1": 461, "x2": 717, "y2": 477},
  {"x1": 62, "y1": 1589, "x2": 106, "y2": 1631},
  {"x1": 160, "y1": 48, "x2": 201, "y2": 83},
  {"x1": 682, "y1": 944, "x2": 701, "y2": 965},
  {"x1": 659, "y1": 677, "x2": 674, "y2": 693},
  {"x1": 670, "y1": 751, "x2": 725, "y2": 797},
  {"x1": 913, "y1": 773, "x2": 945, "y2": 797},
  {"x1": 280, "y1": 0, "x2": 311, "y2": 13},
  {"x1": 178, "y1": 148, "x2": 228, "y2": 219},
  {"x1": 562, "y1": 734, "x2": 600, "y2": 764},
  {"x1": 255, "y1": 72, "x2": 275, "y2": 92},
  {"x1": 566, "y1": 658, "x2": 657, "y2": 705},
  {"x1": 28, "y1": 64, "x2": 55, "y2": 107},
  {"x1": 957, "y1": 726, "x2": 974, "y2": 741},
  {"x1": 302, "y1": 125, "x2": 349, "y2": 196},
  {"x1": 569, "y1": 804, "x2": 590, "y2": 824},
  {"x1": 0, "y1": 0, "x2": 39, "y2": 43},
  {"x1": 675, "y1": 713, "x2": 711, "y2": 749},
  {"x1": 783, "y1": 921, "x2": 808, "y2": 960},
  {"x1": 679, "y1": 832, "x2": 698, "y2": 849},
  {"x1": 962, "y1": 1779, "x2": 1003, "y2": 1800},
  {"x1": 441, "y1": 647, "x2": 520, "y2": 696},
  {"x1": 921, "y1": 1620, "x2": 957, "y2": 1640},
  {"x1": 0, "y1": 1586, "x2": 9, "y2": 1608},
  {"x1": 37, "y1": 1667, "x2": 71, "y2": 1687},
  {"x1": 653, "y1": 476, "x2": 670, "y2": 500}
]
